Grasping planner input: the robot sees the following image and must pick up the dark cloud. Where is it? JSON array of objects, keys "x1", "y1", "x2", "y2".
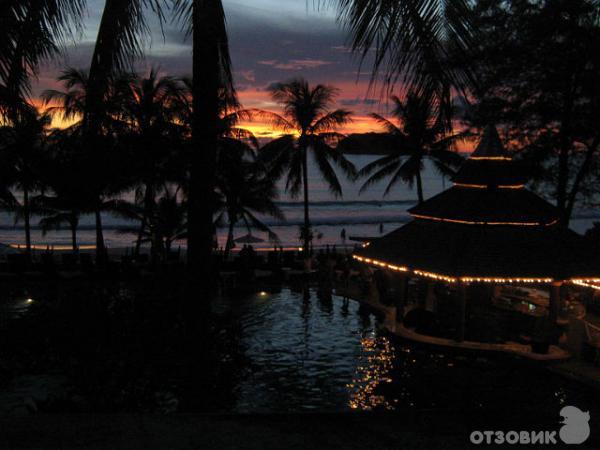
[
  {"x1": 32, "y1": 0, "x2": 384, "y2": 118},
  {"x1": 340, "y1": 98, "x2": 379, "y2": 106}
]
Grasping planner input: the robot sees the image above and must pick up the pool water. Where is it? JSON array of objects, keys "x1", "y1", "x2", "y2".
[{"x1": 215, "y1": 288, "x2": 600, "y2": 416}]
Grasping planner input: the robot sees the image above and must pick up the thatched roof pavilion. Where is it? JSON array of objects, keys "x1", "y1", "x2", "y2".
[
  {"x1": 353, "y1": 125, "x2": 600, "y2": 340},
  {"x1": 354, "y1": 125, "x2": 599, "y2": 283}
]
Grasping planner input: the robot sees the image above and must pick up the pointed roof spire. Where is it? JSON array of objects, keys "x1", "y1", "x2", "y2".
[
  {"x1": 452, "y1": 124, "x2": 526, "y2": 188},
  {"x1": 471, "y1": 125, "x2": 508, "y2": 159}
]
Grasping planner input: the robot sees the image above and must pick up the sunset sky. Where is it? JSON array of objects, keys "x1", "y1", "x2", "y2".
[{"x1": 33, "y1": 0, "x2": 394, "y2": 137}]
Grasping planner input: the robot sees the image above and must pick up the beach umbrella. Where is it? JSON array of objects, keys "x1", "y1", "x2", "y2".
[{"x1": 234, "y1": 234, "x2": 264, "y2": 244}]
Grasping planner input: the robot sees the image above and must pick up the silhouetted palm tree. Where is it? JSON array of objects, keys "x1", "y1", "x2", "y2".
[
  {"x1": 36, "y1": 198, "x2": 82, "y2": 254},
  {"x1": 173, "y1": 0, "x2": 234, "y2": 278},
  {"x1": 0, "y1": 3, "x2": 85, "y2": 254},
  {"x1": 121, "y1": 68, "x2": 184, "y2": 256},
  {"x1": 150, "y1": 188, "x2": 187, "y2": 257},
  {"x1": 0, "y1": 107, "x2": 51, "y2": 256},
  {"x1": 43, "y1": 68, "x2": 132, "y2": 257},
  {"x1": 256, "y1": 78, "x2": 355, "y2": 266},
  {"x1": 34, "y1": 128, "x2": 101, "y2": 253},
  {"x1": 359, "y1": 92, "x2": 465, "y2": 203},
  {"x1": 215, "y1": 145, "x2": 283, "y2": 258}
]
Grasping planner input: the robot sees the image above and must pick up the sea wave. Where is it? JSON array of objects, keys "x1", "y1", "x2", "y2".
[{"x1": 275, "y1": 199, "x2": 417, "y2": 208}]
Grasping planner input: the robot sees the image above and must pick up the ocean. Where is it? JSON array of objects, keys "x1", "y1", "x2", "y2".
[{"x1": 0, "y1": 154, "x2": 596, "y2": 250}]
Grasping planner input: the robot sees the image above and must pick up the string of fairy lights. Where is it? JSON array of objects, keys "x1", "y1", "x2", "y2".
[
  {"x1": 352, "y1": 255, "x2": 600, "y2": 288},
  {"x1": 453, "y1": 183, "x2": 525, "y2": 189},
  {"x1": 409, "y1": 213, "x2": 558, "y2": 227},
  {"x1": 468, "y1": 156, "x2": 513, "y2": 161}
]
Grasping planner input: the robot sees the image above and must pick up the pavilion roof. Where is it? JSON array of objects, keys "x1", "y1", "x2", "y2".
[
  {"x1": 408, "y1": 186, "x2": 559, "y2": 226},
  {"x1": 354, "y1": 219, "x2": 598, "y2": 281}
]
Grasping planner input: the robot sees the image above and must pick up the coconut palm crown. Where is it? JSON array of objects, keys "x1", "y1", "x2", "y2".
[
  {"x1": 359, "y1": 92, "x2": 465, "y2": 204},
  {"x1": 257, "y1": 78, "x2": 356, "y2": 264}
]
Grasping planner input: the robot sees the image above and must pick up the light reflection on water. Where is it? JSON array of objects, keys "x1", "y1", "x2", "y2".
[{"x1": 347, "y1": 335, "x2": 395, "y2": 411}]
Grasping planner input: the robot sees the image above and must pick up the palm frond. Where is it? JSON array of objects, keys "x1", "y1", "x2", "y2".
[
  {"x1": 311, "y1": 109, "x2": 352, "y2": 134},
  {"x1": 0, "y1": 0, "x2": 85, "y2": 96},
  {"x1": 359, "y1": 160, "x2": 401, "y2": 195},
  {"x1": 247, "y1": 108, "x2": 295, "y2": 132},
  {"x1": 370, "y1": 113, "x2": 402, "y2": 135},
  {"x1": 257, "y1": 135, "x2": 296, "y2": 179},
  {"x1": 313, "y1": 141, "x2": 344, "y2": 197},
  {"x1": 358, "y1": 153, "x2": 401, "y2": 178},
  {"x1": 329, "y1": 0, "x2": 475, "y2": 99}
]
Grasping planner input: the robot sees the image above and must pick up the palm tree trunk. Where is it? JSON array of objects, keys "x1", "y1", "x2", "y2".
[
  {"x1": 86, "y1": 0, "x2": 128, "y2": 136},
  {"x1": 85, "y1": 0, "x2": 131, "y2": 263},
  {"x1": 565, "y1": 137, "x2": 600, "y2": 225},
  {"x1": 23, "y1": 187, "x2": 31, "y2": 257},
  {"x1": 135, "y1": 182, "x2": 154, "y2": 256},
  {"x1": 134, "y1": 217, "x2": 146, "y2": 256},
  {"x1": 302, "y1": 144, "x2": 311, "y2": 270},
  {"x1": 416, "y1": 169, "x2": 424, "y2": 204},
  {"x1": 188, "y1": 0, "x2": 220, "y2": 285},
  {"x1": 70, "y1": 215, "x2": 78, "y2": 254},
  {"x1": 95, "y1": 207, "x2": 105, "y2": 263},
  {"x1": 224, "y1": 218, "x2": 235, "y2": 260}
]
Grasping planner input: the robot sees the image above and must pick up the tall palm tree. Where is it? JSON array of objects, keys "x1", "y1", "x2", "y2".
[
  {"x1": 34, "y1": 128, "x2": 100, "y2": 254},
  {"x1": 215, "y1": 144, "x2": 283, "y2": 258},
  {"x1": 328, "y1": 0, "x2": 475, "y2": 118},
  {"x1": 257, "y1": 78, "x2": 356, "y2": 267},
  {"x1": 173, "y1": 0, "x2": 234, "y2": 280},
  {"x1": 359, "y1": 92, "x2": 465, "y2": 203},
  {"x1": 43, "y1": 68, "x2": 133, "y2": 256},
  {"x1": 0, "y1": 2, "x2": 84, "y2": 255},
  {"x1": 36, "y1": 199, "x2": 82, "y2": 254},
  {"x1": 121, "y1": 68, "x2": 184, "y2": 256},
  {"x1": 0, "y1": 107, "x2": 51, "y2": 256}
]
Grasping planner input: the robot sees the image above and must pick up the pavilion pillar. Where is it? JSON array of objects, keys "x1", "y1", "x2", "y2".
[
  {"x1": 395, "y1": 274, "x2": 408, "y2": 322},
  {"x1": 425, "y1": 281, "x2": 436, "y2": 312},
  {"x1": 549, "y1": 281, "x2": 562, "y2": 324},
  {"x1": 456, "y1": 282, "x2": 467, "y2": 342}
]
